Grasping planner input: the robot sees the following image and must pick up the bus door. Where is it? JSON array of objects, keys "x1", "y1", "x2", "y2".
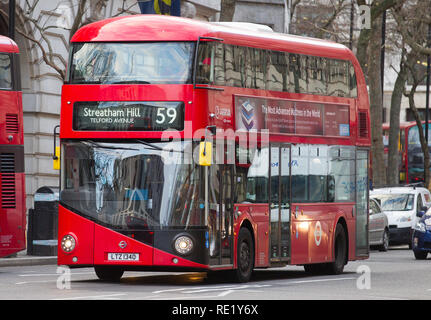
[
  {"x1": 269, "y1": 144, "x2": 291, "y2": 262},
  {"x1": 355, "y1": 149, "x2": 369, "y2": 257},
  {"x1": 208, "y1": 163, "x2": 234, "y2": 267}
]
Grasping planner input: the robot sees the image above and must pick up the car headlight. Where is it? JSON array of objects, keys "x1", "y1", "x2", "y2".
[
  {"x1": 61, "y1": 234, "x2": 76, "y2": 253},
  {"x1": 174, "y1": 235, "x2": 194, "y2": 255},
  {"x1": 399, "y1": 216, "x2": 411, "y2": 223},
  {"x1": 414, "y1": 222, "x2": 426, "y2": 233}
]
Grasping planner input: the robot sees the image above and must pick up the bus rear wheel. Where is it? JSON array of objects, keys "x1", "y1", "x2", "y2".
[
  {"x1": 327, "y1": 224, "x2": 347, "y2": 275},
  {"x1": 304, "y1": 224, "x2": 347, "y2": 275},
  {"x1": 94, "y1": 266, "x2": 124, "y2": 282},
  {"x1": 234, "y1": 227, "x2": 254, "y2": 283}
]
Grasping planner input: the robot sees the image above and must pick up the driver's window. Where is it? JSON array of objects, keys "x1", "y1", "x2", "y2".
[{"x1": 196, "y1": 42, "x2": 215, "y2": 84}]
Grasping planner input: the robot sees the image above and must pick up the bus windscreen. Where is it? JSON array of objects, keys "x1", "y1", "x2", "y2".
[
  {"x1": 60, "y1": 140, "x2": 205, "y2": 229},
  {"x1": 69, "y1": 42, "x2": 195, "y2": 85}
]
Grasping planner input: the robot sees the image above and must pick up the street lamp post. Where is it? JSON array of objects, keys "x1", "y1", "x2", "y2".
[
  {"x1": 349, "y1": 0, "x2": 354, "y2": 50},
  {"x1": 426, "y1": 23, "x2": 431, "y2": 183},
  {"x1": 8, "y1": 0, "x2": 15, "y2": 40},
  {"x1": 426, "y1": 23, "x2": 431, "y2": 145},
  {"x1": 381, "y1": 10, "x2": 386, "y2": 107}
]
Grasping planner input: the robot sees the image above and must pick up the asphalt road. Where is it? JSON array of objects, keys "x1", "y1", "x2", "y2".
[{"x1": 0, "y1": 246, "x2": 430, "y2": 302}]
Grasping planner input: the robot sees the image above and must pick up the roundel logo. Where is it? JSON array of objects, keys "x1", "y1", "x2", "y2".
[
  {"x1": 314, "y1": 221, "x2": 322, "y2": 246},
  {"x1": 118, "y1": 240, "x2": 127, "y2": 249}
]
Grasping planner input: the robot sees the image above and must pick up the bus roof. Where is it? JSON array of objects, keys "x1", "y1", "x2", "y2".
[
  {"x1": 382, "y1": 121, "x2": 431, "y2": 130},
  {"x1": 0, "y1": 35, "x2": 19, "y2": 53},
  {"x1": 71, "y1": 15, "x2": 354, "y2": 61}
]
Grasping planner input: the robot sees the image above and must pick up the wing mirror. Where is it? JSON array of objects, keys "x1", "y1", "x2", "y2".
[
  {"x1": 417, "y1": 207, "x2": 428, "y2": 218},
  {"x1": 198, "y1": 125, "x2": 216, "y2": 166},
  {"x1": 53, "y1": 125, "x2": 60, "y2": 170}
]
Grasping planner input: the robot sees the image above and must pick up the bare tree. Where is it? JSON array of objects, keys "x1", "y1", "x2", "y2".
[
  {"x1": 404, "y1": 56, "x2": 430, "y2": 188},
  {"x1": 368, "y1": 12, "x2": 387, "y2": 186},
  {"x1": 0, "y1": 0, "x2": 136, "y2": 80},
  {"x1": 354, "y1": 0, "x2": 404, "y2": 187},
  {"x1": 386, "y1": 47, "x2": 409, "y2": 185},
  {"x1": 389, "y1": 0, "x2": 431, "y2": 188},
  {"x1": 385, "y1": 1, "x2": 431, "y2": 186},
  {"x1": 292, "y1": 0, "x2": 351, "y2": 43}
]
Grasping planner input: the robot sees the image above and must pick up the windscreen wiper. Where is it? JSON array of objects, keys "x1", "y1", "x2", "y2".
[
  {"x1": 134, "y1": 140, "x2": 185, "y2": 154},
  {"x1": 134, "y1": 140, "x2": 166, "y2": 152},
  {"x1": 109, "y1": 80, "x2": 151, "y2": 84},
  {"x1": 84, "y1": 141, "x2": 139, "y2": 151}
]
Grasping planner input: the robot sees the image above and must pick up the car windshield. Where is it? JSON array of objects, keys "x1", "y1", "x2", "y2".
[
  {"x1": 60, "y1": 140, "x2": 205, "y2": 230},
  {"x1": 371, "y1": 194, "x2": 414, "y2": 211},
  {"x1": 69, "y1": 42, "x2": 195, "y2": 84}
]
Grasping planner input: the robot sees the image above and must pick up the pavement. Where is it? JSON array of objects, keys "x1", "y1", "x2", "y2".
[{"x1": 0, "y1": 249, "x2": 57, "y2": 267}]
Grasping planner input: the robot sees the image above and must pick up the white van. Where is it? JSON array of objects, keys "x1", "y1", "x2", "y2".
[{"x1": 370, "y1": 187, "x2": 431, "y2": 247}]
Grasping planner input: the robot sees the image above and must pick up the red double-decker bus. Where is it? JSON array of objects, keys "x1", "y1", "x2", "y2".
[
  {"x1": 0, "y1": 35, "x2": 26, "y2": 258},
  {"x1": 57, "y1": 15, "x2": 370, "y2": 282},
  {"x1": 383, "y1": 121, "x2": 431, "y2": 184}
]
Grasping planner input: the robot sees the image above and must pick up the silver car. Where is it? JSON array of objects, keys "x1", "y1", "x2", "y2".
[{"x1": 369, "y1": 198, "x2": 389, "y2": 251}]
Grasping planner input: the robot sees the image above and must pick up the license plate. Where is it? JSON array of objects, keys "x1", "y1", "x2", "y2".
[{"x1": 107, "y1": 253, "x2": 140, "y2": 261}]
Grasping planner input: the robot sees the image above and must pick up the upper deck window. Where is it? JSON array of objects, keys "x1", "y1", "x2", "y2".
[
  {"x1": 197, "y1": 42, "x2": 357, "y2": 98},
  {"x1": 0, "y1": 53, "x2": 12, "y2": 90},
  {"x1": 69, "y1": 42, "x2": 195, "y2": 85}
]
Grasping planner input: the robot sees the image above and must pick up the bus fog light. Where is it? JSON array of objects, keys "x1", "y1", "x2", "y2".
[
  {"x1": 174, "y1": 235, "x2": 194, "y2": 255},
  {"x1": 61, "y1": 234, "x2": 76, "y2": 253}
]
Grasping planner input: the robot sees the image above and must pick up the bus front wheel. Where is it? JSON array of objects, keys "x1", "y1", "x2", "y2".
[{"x1": 94, "y1": 266, "x2": 124, "y2": 282}]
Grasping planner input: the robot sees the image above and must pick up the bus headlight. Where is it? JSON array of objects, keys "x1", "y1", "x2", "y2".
[
  {"x1": 61, "y1": 234, "x2": 76, "y2": 253},
  {"x1": 174, "y1": 235, "x2": 194, "y2": 256}
]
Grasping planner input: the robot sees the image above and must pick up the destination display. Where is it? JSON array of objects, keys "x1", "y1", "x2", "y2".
[
  {"x1": 73, "y1": 101, "x2": 184, "y2": 131},
  {"x1": 235, "y1": 96, "x2": 350, "y2": 137}
]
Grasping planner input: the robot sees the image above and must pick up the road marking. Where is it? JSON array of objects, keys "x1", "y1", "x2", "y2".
[
  {"x1": 153, "y1": 284, "x2": 237, "y2": 294},
  {"x1": 52, "y1": 293, "x2": 126, "y2": 300},
  {"x1": 152, "y1": 284, "x2": 271, "y2": 299},
  {"x1": 217, "y1": 290, "x2": 235, "y2": 297},
  {"x1": 19, "y1": 272, "x2": 94, "y2": 277},
  {"x1": 181, "y1": 284, "x2": 270, "y2": 294},
  {"x1": 287, "y1": 277, "x2": 356, "y2": 285},
  {"x1": 364, "y1": 295, "x2": 407, "y2": 300},
  {"x1": 16, "y1": 280, "x2": 58, "y2": 285}
]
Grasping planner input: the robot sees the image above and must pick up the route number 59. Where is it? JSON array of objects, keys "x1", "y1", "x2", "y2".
[{"x1": 156, "y1": 107, "x2": 177, "y2": 124}]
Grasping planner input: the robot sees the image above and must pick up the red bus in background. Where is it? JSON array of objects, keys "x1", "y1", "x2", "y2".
[
  {"x1": 383, "y1": 121, "x2": 431, "y2": 184},
  {"x1": 0, "y1": 36, "x2": 26, "y2": 258},
  {"x1": 57, "y1": 15, "x2": 370, "y2": 282}
]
